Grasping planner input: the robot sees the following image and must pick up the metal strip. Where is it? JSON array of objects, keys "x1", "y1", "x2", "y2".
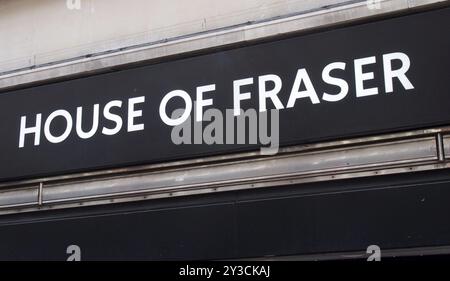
[
  {"x1": 41, "y1": 137, "x2": 437, "y2": 204},
  {"x1": 238, "y1": 245, "x2": 450, "y2": 261},
  {"x1": 2, "y1": 162, "x2": 449, "y2": 215},
  {"x1": 437, "y1": 133, "x2": 445, "y2": 161},
  {"x1": 0, "y1": 129, "x2": 447, "y2": 214},
  {"x1": 38, "y1": 182, "x2": 43, "y2": 206},
  {"x1": 0, "y1": 125, "x2": 444, "y2": 190},
  {"x1": 0, "y1": 187, "x2": 39, "y2": 210},
  {"x1": 442, "y1": 134, "x2": 450, "y2": 159}
]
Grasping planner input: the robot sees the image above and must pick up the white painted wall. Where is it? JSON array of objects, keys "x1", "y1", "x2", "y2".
[{"x1": 0, "y1": 0, "x2": 349, "y2": 73}]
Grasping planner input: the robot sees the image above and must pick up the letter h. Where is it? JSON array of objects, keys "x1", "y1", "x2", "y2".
[{"x1": 19, "y1": 114, "x2": 42, "y2": 148}]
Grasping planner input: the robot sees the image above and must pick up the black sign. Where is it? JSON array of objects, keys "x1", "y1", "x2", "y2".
[{"x1": 1, "y1": 7, "x2": 450, "y2": 182}]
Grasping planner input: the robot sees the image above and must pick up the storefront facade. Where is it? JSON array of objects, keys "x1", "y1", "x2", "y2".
[{"x1": 0, "y1": 0, "x2": 449, "y2": 260}]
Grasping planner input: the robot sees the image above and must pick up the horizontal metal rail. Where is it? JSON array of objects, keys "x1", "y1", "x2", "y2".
[
  {"x1": 239, "y1": 245, "x2": 450, "y2": 261},
  {"x1": 0, "y1": 126, "x2": 450, "y2": 215}
]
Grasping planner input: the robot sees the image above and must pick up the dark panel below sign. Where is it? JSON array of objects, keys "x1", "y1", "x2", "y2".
[
  {"x1": 0, "y1": 170, "x2": 450, "y2": 260},
  {"x1": 1, "y1": 7, "x2": 450, "y2": 181}
]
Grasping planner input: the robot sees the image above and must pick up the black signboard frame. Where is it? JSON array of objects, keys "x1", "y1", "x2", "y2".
[{"x1": 0, "y1": 6, "x2": 449, "y2": 182}]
